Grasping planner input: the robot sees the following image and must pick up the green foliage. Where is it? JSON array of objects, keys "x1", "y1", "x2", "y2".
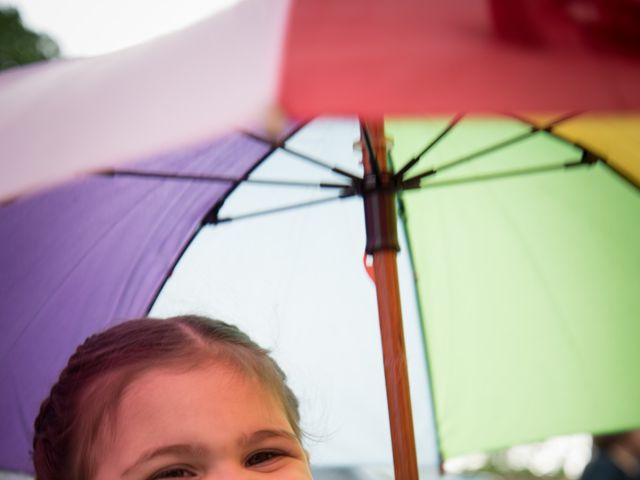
[{"x1": 0, "y1": 7, "x2": 60, "y2": 71}]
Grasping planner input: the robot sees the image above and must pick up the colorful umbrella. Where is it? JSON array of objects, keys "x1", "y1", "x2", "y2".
[
  {"x1": 1, "y1": 113, "x2": 638, "y2": 478},
  {"x1": 1, "y1": 0, "x2": 640, "y2": 479}
]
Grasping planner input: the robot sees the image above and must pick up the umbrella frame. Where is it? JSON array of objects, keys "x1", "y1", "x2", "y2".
[{"x1": 361, "y1": 119, "x2": 420, "y2": 480}]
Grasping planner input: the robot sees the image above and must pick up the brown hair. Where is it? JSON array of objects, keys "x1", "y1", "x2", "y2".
[{"x1": 32, "y1": 315, "x2": 302, "y2": 480}]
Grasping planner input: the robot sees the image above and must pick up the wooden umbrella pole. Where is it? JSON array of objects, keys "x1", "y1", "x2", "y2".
[{"x1": 361, "y1": 119, "x2": 420, "y2": 480}]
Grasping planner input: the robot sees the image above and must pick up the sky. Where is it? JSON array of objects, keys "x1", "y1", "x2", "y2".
[{"x1": 3, "y1": 0, "x2": 242, "y2": 57}]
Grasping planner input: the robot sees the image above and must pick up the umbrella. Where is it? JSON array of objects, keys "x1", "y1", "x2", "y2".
[
  {"x1": 1, "y1": 0, "x2": 640, "y2": 478},
  {"x1": 1, "y1": 113, "x2": 639, "y2": 478}
]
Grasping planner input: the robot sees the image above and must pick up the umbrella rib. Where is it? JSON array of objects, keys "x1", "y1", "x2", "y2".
[
  {"x1": 145, "y1": 223, "x2": 205, "y2": 316},
  {"x1": 403, "y1": 112, "x2": 584, "y2": 184},
  {"x1": 212, "y1": 194, "x2": 354, "y2": 224},
  {"x1": 395, "y1": 113, "x2": 464, "y2": 180},
  {"x1": 242, "y1": 130, "x2": 362, "y2": 182},
  {"x1": 282, "y1": 146, "x2": 363, "y2": 182},
  {"x1": 103, "y1": 169, "x2": 350, "y2": 190},
  {"x1": 508, "y1": 113, "x2": 640, "y2": 190},
  {"x1": 506, "y1": 111, "x2": 583, "y2": 130},
  {"x1": 402, "y1": 158, "x2": 592, "y2": 190},
  {"x1": 395, "y1": 192, "x2": 444, "y2": 466},
  {"x1": 360, "y1": 122, "x2": 382, "y2": 177}
]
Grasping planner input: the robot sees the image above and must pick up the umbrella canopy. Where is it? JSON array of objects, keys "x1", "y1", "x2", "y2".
[
  {"x1": 1, "y1": 114, "x2": 639, "y2": 477},
  {"x1": 387, "y1": 114, "x2": 640, "y2": 457},
  {"x1": 280, "y1": 0, "x2": 640, "y2": 115},
  {"x1": 2, "y1": 0, "x2": 640, "y2": 202}
]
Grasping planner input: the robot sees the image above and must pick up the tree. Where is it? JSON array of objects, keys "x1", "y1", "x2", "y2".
[{"x1": 0, "y1": 7, "x2": 60, "y2": 71}]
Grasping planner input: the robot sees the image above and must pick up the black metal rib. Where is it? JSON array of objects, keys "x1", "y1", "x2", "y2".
[
  {"x1": 506, "y1": 111, "x2": 583, "y2": 132},
  {"x1": 395, "y1": 113, "x2": 464, "y2": 180},
  {"x1": 242, "y1": 130, "x2": 362, "y2": 182},
  {"x1": 202, "y1": 123, "x2": 311, "y2": 225},
  {"x1": 102, "y1": 169, "x2": 350, "y2": 190},
  {"x1": 401, "y1": 158, "x2": 591, "y2": 191},
  {"x1": 212, "y1": 194, "x2": 355, "y2": 224},
  {"x1": 508, "y1": 113, "x2": 639, "y2": 190},
  {"x1": 147, "y1": 123, "x2": 324, "y2": 306},
  {"x1": 395, "y1": 192, "x2": 444, "y2": 468},
  {"x1": 403, "y1": 112, "x2": 585, "y2": 185},
  {"x1": 360, "y1": 122, "x2": 382, "y2": 177},
  {"x1": 285, "y1": 146, "x2": 362, "y2": 181}
]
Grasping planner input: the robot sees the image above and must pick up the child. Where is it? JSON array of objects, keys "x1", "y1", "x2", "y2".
[{"x1": 32, "y1": 315, "x2": 312, "y2": 479}]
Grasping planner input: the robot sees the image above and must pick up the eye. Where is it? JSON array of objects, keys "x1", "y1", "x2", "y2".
[
  {"x1": 149, "y1": 467, "x2": 196, "y2": 479},
  {"x1": 245, "y1": 450, "x2": 284, "y2": 467}
]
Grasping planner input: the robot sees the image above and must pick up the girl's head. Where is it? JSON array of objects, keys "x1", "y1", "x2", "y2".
[{"x1": 33, "y1": 315, "x2": 311, "y2": 480}]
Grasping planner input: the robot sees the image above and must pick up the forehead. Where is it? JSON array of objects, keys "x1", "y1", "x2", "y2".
[
  {"x1": 101, "y1": 364, "x2": 293, "y2": 463},
  {"x1": 121, "y1": 362, "x2": 287, "y2": 425}
]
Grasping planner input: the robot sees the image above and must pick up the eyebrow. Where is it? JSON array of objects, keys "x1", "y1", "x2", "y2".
[
  {"x1": 123, "y1": 443, "x2": 210, "y2": 476},
  {"x1": 239, "y1": 429, "x2": 299, "y2": 447},
  {"x1": 122, "y1": 430, "x2": 299, "y2": 476}
]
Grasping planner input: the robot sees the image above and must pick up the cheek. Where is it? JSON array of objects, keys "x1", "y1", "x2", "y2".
[{"x1": 283, "y1": 463, "x2": 314, "y2": 480}]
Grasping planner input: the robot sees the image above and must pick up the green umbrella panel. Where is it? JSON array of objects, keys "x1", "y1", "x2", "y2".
[{"x1": 386, "y1": 115, "x2": 640, "y2": 459}]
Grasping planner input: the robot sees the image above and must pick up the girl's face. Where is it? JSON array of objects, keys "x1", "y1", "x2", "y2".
[{"x1": 93, "y1": 363, "x2": 312, "y2": 480}]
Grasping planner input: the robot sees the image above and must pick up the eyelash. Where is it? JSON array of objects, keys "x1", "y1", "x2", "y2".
[
  {"x1": 149, "y1": 467, "x2": 196, "y2": 479},
  {"x1": 245, "y1": 449, "x2": 286, "y2": 467},
  {"x1": 147, "y1": 449, "x2": 288, "y2": 478}
]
